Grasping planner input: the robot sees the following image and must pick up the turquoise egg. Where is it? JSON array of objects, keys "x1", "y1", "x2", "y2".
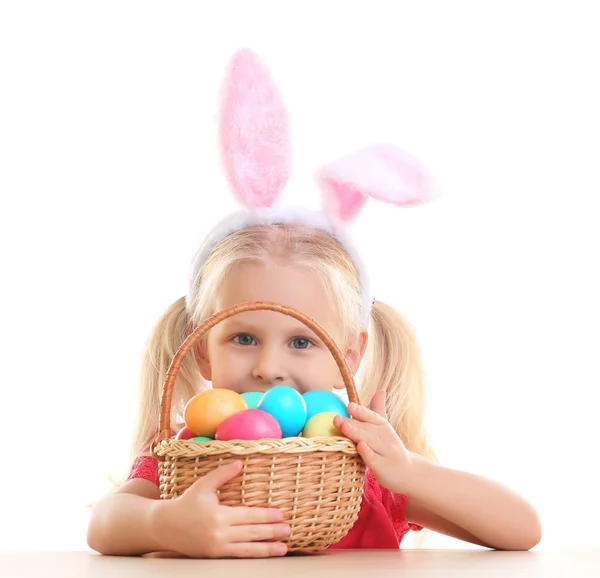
[
  {"x1": 258, "y1": 385, "x2": 307, "y2": 437},
  {"x1": 190, "y1": 436, "x2": 212, "y2": 442},
  {"x1": 302, "y1": 390, "x2": 350, "y2": 422},
  {"x1": 241, "y1": 391, "x2": 264, "y2": 410}
]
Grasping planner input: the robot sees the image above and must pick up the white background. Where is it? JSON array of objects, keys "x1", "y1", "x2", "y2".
[{"x1": 1, "y1": 1, "x2": 598, "y2": 552}]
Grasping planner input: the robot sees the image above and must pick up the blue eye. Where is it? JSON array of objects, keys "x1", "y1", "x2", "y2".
[
  {"x1": 233, "y1": 334, "x2": 257, "y2": 346},
  {"x1": 290, "y1": 337, "x2": 313, "y2": 350}
]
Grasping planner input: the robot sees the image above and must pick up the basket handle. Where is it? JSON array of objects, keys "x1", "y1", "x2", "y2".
[{"x1": 153, "y1": 300, "x2": 361, "y2": 448}]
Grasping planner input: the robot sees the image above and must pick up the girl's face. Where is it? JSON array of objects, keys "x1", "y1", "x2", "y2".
[{"x1": 196, "y1": 261, "x2": 367, "y2": 395}]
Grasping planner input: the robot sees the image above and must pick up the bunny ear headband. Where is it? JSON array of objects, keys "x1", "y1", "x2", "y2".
[{"x1": 187, "y1": 48, "x2": 439, "y2": 325}]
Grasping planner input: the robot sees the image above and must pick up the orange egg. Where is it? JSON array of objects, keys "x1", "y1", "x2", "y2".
[{"x1": 184, "y1": 389, "x2": 248, "y2": 437}]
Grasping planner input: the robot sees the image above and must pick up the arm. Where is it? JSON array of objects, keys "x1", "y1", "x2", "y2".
[
  {"x1": 86, "y1": 461, "x2": 289, "y2": 558},
  {"x1": 334, "y1": 394, "x2": 542, "y2": 551},
  {"x1": 86, "y1": 479, "x2": 166, "y2": 556},
  {"x1": 403, "y1": 453, "x2": 542, "y2": 550}
]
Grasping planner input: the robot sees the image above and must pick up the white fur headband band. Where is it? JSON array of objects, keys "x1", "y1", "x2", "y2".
[{"x1": 186, "y1": 48, "x2": 439, "y2": 326}]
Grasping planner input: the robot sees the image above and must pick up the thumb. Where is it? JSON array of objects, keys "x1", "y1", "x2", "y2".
[
  {"x1": 369, "y1": 390, "x2": 388, "y2": 420},
  {"x1": 191, "y1": 460, "x2": 244, "y2": 494}
]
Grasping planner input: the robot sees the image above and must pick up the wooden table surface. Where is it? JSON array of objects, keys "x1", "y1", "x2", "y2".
[{"x1": 1, "y1": 549, "x2": 598, "y2": 578}]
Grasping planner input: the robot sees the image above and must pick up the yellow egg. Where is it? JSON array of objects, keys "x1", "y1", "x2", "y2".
[{"x1": 302, "y1": 412, "x2": 345, "y2": 438}]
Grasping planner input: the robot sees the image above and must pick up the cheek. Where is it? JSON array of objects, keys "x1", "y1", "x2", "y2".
[
  {"x1": 300, "y1": 350, "x2": 342, "y2": 389},
  {"x1": 211, "y1": 348, "x2": 251, "y2": 380}
]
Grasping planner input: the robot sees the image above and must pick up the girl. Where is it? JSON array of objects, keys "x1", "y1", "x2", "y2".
[{"x1": 86, "y1": 49, "x2": 542, "y2": 558}]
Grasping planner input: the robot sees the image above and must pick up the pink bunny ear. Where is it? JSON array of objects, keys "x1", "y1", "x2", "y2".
[
  {"x1": 317, "y1": 144, "x2": 439, "y2": 221},
  {"x1": 219, "y1": 48, "x2": 292, "y2": 208}
]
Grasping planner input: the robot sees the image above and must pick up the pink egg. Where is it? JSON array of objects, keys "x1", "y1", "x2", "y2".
[
  {"x1": 215, "y1": 409, "x2": 282, "y2": 441},
  {"x1": 175, "y1": 426, "x2": 196, "y2": 440}
]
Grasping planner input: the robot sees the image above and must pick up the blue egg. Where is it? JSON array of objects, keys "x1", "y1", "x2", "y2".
[
  {"x1": 302, "y1": 390, "x2": 350, "y2": 422},
  {"x1": 241, "y1": 391, "x2": 264, "y2": 409},
  {"x1": 258, "y1": 386, "x2": 307, "y2": 437}
]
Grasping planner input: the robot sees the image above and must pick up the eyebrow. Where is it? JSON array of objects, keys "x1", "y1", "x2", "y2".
[{"x1": 217, "y1": 319, "x2": 260, "y2": 333}]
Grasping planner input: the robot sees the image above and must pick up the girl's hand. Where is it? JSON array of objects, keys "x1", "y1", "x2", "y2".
[
  {"x1": 152, "y1": 461, "x2": 290, "y2": 558},
  {"x1": 333, "y1": 390, "x2": 413, "y2": 495}
]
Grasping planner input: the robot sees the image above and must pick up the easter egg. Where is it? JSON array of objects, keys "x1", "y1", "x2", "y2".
[
  {"x1": 258, "y1": 385, "x2": 307, "y2": 437},
  {"x1": 302, "y1": 390, "x2": 350, "y2": 421},
  {"x1": 241, "y1": 391, "x2": 264, "y2": 409},
  {"x1": 175, "y1": 426, "x2": 196, "y2": 440},
  {"x1": 302, "y1": 412, "x2": 345, "y2": 438},
  {"x1": 190, "y1": 436, "x2": 212, "y2": 442},
  {"x1": 184, "y1": 389, "x2": 248, "y2": 437},
  {"x1": 216, "y1": 409, "x2": 282, "y2": 441}
]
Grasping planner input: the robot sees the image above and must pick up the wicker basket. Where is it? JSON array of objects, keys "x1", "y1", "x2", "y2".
[{"x1": 150, "y1": 301, "x2": 366, "y2": 552}]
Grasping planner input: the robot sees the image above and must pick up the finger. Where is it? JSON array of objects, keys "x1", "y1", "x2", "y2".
[
  {"x1": 224, "y1": 541, "x2": 288, "y2": 558},
  {"x1": 228, "y1": 523, "x2": 291, "y2": 543},
  {"x1": 228, "y1": 505, "x2": 285, "y2": 525},
  {"x1": 192, "y1": 461, "x2": 244, "y2": 493},
  {"x1": 346, "y1": 401, "x2": 386, "y2": 425},
  {"x1": 334, "y1": 416, "x2": 369, "y2": 443},
  {"x1": 335, "y1": 418, "x2": 389, "y2": 456},
  {"x1": 369, "y1": 390, "x2": 388, "y2": 420},
  {"x1": 356, "y1": 440, "x2": 381, "y2": 463}
]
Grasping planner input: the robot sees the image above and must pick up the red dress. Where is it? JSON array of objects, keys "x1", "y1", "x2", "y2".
[{"x1": 127, "y1": 453, "x2": 422, "y2": 549}]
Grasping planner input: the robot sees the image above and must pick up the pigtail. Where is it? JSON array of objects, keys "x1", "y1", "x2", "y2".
[
  {"x1": 359, "y1": 300, "x2": 437, "y2": 464},
  {"x1": 129, "y1": 296, "x2": 206, "y2": 463}
]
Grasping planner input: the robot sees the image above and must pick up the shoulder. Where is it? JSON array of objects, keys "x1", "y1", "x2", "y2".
[
  {"x1": 364, "y1": 469, "x2": 423, "y2": 535},
  {"x1": 126, "y1": 452, "x2": 159, "y2": 486},
  {"x1": 126, "y1": 428, "x2": 180, "y2": 487}
]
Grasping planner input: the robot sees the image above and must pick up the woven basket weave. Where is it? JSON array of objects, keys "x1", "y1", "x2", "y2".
[{"x1": 150, "y1": 301, "x2": 365, "y2": 552}]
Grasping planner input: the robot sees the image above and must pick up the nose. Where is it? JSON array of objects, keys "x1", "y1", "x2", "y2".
[{"x1": 252, "y1": 346, "x2": 289, "y2": 385}]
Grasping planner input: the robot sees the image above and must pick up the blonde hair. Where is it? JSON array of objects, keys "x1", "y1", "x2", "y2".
[{"x1": 130, "y1": 223, "x2": 436, "y2": 470}]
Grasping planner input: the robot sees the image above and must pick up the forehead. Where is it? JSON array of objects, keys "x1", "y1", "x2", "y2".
[{"x1": 215, "y1": 261, "x2": 339, "y2": 334}]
